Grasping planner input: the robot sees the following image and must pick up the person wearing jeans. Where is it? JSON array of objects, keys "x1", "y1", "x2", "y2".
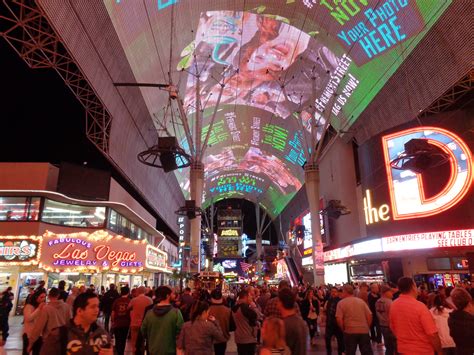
[
  {"x1": 325, "y1": 287, "x2": 345, "y2": 355},
  {"x1": 336, "y1": 285, "x2": 373, "y2": 355}
]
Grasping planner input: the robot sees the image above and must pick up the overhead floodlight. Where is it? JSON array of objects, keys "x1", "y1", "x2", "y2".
[
  {"x1": 321, "y1": 200, "x2": 351, "y2": 219},
  {"x1": 137, "y1": 137, "x2": 191, "y2": 172},
  {"x1": 175, "y1": 200, "x2": 202, "y2": 219},
  {"x1": 390, "y1": 138, "x2": 450, "y2": 174}
]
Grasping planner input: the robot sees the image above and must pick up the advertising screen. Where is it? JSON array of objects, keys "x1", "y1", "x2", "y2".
[{"x1": 105, "y1": 0, "x2": 451, "y2": 216}]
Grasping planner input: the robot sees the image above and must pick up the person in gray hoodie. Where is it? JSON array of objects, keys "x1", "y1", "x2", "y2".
[
  {"x1": 28, "y1": 287, "x2": 71, "y2": 351},
  {"x1": 38, "y1": 292, "x2": 112, "y2": 355},
  {"x1": 232, "y1": 289, "x2": 258, "y2": 355},
  {"x1": 177, "y1": 301, "x2": 226, "y2": 355}
]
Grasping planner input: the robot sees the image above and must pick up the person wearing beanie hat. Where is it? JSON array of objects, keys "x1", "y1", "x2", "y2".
[
  {"x1": 376, "y1": 285, "x2": 397, "y2": 355},
  {"x1": 208, "y1": 289, "x2": 233, "y2": 355}
]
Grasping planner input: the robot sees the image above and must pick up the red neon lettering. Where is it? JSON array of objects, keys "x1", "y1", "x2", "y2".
[
  {"x1": 53, "y1": 243, "x2": 88, "y2": 260},
  {"x1": 94, "y1": 245, "x2": 136, "y2": 267}
]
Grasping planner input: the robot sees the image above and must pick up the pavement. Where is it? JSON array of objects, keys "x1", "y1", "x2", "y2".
[{"x1": 3, "y1": 316, "x2": 387, "y2": 354}]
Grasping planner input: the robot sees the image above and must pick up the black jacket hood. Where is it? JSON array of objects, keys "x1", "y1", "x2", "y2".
[{"x1": 153, "y1": 304, "x2": 173, "y2": 317}]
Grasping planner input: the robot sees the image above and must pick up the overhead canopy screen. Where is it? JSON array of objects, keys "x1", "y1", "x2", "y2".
[{"x1": 104, "y1": 0, "x2": 450, "y2": 217}]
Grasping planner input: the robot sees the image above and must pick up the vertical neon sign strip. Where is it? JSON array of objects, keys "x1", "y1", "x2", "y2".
[{"x1": 382, "y1": 126, "x2": 473, "y2": 220}]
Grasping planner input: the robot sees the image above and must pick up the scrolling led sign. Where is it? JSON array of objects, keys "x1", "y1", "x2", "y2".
[
  {"x1": 364, "y1": 126, "x2": 473, "y2": 225},
  {"x1": 41, "y1": 230, "x2": 147, "y2": 273}
]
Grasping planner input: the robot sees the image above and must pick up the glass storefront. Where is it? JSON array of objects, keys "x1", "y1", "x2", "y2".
[
  {"x1": 16, "y1": 272, "x2": 44, "y2": 315},
  {"x1": 41, "y1": 199, "x2": 106, "y2": 227}
]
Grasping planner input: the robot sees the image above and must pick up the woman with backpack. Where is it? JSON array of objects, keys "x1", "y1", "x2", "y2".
[{"x1": 259, "y1": 317, "x2": 291, "y2": 355}]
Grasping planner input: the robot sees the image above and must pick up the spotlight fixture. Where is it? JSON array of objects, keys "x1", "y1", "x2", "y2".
[
  {"x1": 390, "y1": 138, "x2": 450, "y2": 174},
  {"x1": 137, "y1": 137, "x2": 191, "y2": 172}
]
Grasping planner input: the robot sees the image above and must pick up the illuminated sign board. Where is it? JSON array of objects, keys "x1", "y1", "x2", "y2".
[
  {"x1": 220, "y1": 229, "x2": 239, "y2": 237},
  {"x1": 382, "y1": 126, "x2": 473, "y2": 220},
  {"x1": 105, "y1": 2, "x2": 450, "y2": 217},
  {"x1": 363, "y1": 126, "x2": 473, "y2": 225},
  {"x1": 324, "y1": 229, "x2": 474, "y2": 262},
  {"x1": 146, "y1": 245, "x2": 169, "y2": 272},
  {"x1": 381, "y1": 229, "x2": 474, "y2": 252},
  {"x1": 175, "y1": 216, "x2": 189, "y2": 271},
  {"x1": 41, "y1": 231, "x2": 146, "y2": 273},
  {"x1": 0, "y1": 236, "x2": 41, "y2": 265}
]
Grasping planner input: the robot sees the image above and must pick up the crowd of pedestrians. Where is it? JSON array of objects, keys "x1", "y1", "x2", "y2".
[{"x1": 0, "y1": 276, "x2": 471, "y2": 354}]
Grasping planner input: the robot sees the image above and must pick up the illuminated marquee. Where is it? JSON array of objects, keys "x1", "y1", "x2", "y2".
[
  {"x1": 220, "y1": 229, "x2": 239, "y2": 237},
  {"x1": 41, "y1": 230, "x2": 147, "y2": 273},
  {"x1": 146, "y1": 245, "x2": 170, "y2": 272},
  {"x1": 363, "y1": 126, "x2": 473, "y2": 224},
  {"x1": 0, "y1": 236, "x2": 42, "y2": 265},
  {"x1": 324, "y1": 229, "x2": 474, "y2": 262}
]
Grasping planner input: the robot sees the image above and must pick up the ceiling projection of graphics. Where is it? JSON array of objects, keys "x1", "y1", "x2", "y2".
[{"x1": 104, "y1": 0, "x2": 451, "y2": 217}]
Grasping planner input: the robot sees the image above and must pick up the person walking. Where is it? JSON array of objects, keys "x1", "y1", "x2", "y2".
[
  {"x1": 278, "y1": 288, "x2": 308, "y2": 355},
  {"x1": 0, "y1": 287, "x2": 14, "y2": 342},
  {"x1": 233, "y1": 289, "x2": 258, "y2": 355},
  {"x1": 28, "y1": 287, "x2": 71, "y2": 351},
  {"x1": 375, "y1": 285, "x2": 397, "y2": 355},
  {"x1": 177, "y1": 301, "x2": 226, "y2": 355},
  {"x1": 335, "y1": 284, "x2": 373, "y2": 355},
  {"x1": 57, "y1": 281, "x2": 69, "y2": 303},
  {"x1": 208, "y1": 289, "x2": 233, "y2": 355},
  {"x1": 39, "y1": 292, "x2": 112, "y2": 355},
  {"x1": 101, "y1": 284, "x2": 119, "y2": 332},
  {"x1": 324, "y1": 287, "x2": 345, "y2": 355},
  {"x1": 22, "y1": 290, "x2": 46, "y2": 355},
  {"x1": 367, "y1": 283, "x2": 382, "y2": 345},
  {"x1": 111, "y1": 286, "x2": 131, "y2": 355},
  {"x1": 259, "y1": 317, "x2": 291, "y2": 355},
  {"x1": 430, "y1": 294, "x2": 455, "y2": 355},
  {"x1": 300, "y1": 288, "x2": 319, "y2": 346},
  {"x1": 447, "y1": 287, "x2": 474, "y2": 355},
  {"x1": 264, "y1": 281, "x2": 300, "y2": 319},
  {"x1": 140, "y1": 286, "x2": 184, "y2": 355},
  {"x1": 128, "y1": 286, "x2": 153, "y2": 353},
  {"x1": 390, "y1": 277, "x2": 442, "y2": 355}
]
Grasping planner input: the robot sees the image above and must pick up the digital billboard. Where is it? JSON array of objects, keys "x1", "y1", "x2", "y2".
[{"x1": 104, "y1": 0, "x2": 451, "y2": 217}]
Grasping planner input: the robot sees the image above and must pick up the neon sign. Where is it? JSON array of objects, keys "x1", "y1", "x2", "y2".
[
  {"x1": 0, "y1": 236, "x2": 41, "y2": 265},
  {"x1": 41, "y1": 231, "x2": 147, "y2": 273},
  {"x1": 363, "y1": 189, "x2": 390, "y2": 224},
  {"x1": 146, "y1": 245, "x2": 169, "y2": 271},
  {"x1": 363, "y1": 126, "x2": 474, "y2": 225},
  {"x1": 220, "y1": 229, "x2": 239, "y2": 237}
]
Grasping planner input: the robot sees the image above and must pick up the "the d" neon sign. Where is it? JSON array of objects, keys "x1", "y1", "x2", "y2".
[{"x1": 381, "y1": 126, "x2": 473, "y2": 220}]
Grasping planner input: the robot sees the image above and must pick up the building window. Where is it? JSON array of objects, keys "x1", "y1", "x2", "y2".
[
  {"x1": 0, "y1": 197, "x2": 40, "y2": 221},
  {"x1": 41, "y1": 199, "x2": 106, "y2": 228}
]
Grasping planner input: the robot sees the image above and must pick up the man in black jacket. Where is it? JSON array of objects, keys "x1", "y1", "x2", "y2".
[
  {"x1": 100, "y1": 284, "x2": 119, "y2": 332},
  {"x1": 448, "y1": 287, "x2": 474, "y2": 355}
]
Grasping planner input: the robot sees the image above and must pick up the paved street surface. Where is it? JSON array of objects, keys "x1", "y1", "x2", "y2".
[{"x1": 3, "y1": 316, "x2": 386, "y2": 354}]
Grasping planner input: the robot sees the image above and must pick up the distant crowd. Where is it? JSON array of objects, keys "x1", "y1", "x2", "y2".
[{"x1": 0, "y1": 277, "x2": 472, "y2": 355}]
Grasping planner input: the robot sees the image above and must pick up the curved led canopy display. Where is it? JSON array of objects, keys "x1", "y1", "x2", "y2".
[{"x1": 104, "y1": 0, "x2": 451, "y2": 217}]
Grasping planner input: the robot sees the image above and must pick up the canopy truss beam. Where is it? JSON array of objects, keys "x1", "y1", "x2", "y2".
[{"x1": 0, "y1": 0, "x2": 112, "y2": 153}]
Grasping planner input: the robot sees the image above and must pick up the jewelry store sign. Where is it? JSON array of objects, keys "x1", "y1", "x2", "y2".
[{"x1": 41, "y1": 230, "x2": 147, "y2": 273}]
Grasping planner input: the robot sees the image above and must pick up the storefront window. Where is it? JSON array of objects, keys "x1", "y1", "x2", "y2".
[
  {"x1": 28, "y1": 197, "x2": 41, "y2": 221},
  {"x1": 0, "y1": 197, "x2": 29, "y2": 221},
  {"x1": 41, "y1": 199, "x2": 106, "y2": 227}
]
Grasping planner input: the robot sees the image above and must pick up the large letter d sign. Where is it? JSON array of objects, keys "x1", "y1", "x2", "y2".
[{"x1": 382, "y1": 126, "x2": 473, "y2": 220}]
